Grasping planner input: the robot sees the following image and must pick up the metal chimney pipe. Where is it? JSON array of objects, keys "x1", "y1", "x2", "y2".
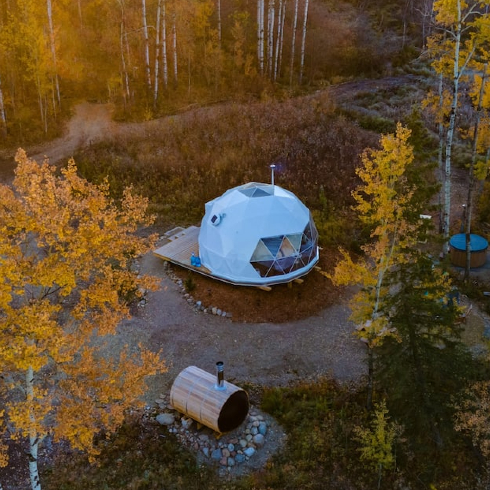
[{"x1": 215, "y1": 361, "x2": 225, "y2": 390}]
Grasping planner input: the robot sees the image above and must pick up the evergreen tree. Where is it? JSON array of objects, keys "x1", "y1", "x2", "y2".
[{"x1": 376, "y1": 253, "x2": 472, "y2": 453}]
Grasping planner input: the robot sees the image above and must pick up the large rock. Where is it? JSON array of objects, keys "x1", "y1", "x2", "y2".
[
  {"x1": 258, "y1": 422, "x2": 268, "y2": 436},
  {"x1": 244, "y1": 447, "x2": 256, "y2": 458},
  {"x1": 156, "y1": 413, "x2": 175, "y2": 426},
  {"x1": 211, "y1": 448, "x2": 222, "y2": 460},
  {"x1": 253, "y1": 434, "x2": 265, "y2": 447}
]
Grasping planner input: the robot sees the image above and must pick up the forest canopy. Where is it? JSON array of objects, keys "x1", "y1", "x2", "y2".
[{"x1": 0, "y1": 0, "x2": 428, "y2": 143}]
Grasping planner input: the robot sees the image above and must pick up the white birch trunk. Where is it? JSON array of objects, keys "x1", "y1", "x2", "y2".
[
  {"x1": 267, "y1": 0, "x2": 275, "y2": 78},
  {"x1": 120, "y1": 21, "x2": 130, "y2": 100},
  {"x1": 437, "y1": 71, "x2": 445, "y2": 234},
  {"x1": 0, "y1": 74, "x2": 6, "y2": 132},
  {"x1": 441, "y1": 0, "x2": 478, "y2": 252},
  {"x1": 421, "y1": 0, "x2": 434, "y2": 47},
  {"x1": 27, "y1": 366, "x2": 41, "y2": 490},
  {"x1": 257, "y1": 0, "x2": 265, "y2": 75},
  {"x1": 464, "y1": 63, "x2": 487, "y2": 281},
  {"x1": 77, "y1": 0, "x2": 83, "y2": 28},
  {"x1": 142, "y1": 0, "x2": 152, "y2": 90},
  {"x1": 153, "y1": 0, "x2": 161, "y2": 106},
  {"x1": 273, "y1": 0, "x2": 282, "y2": 80},
  {"x1": 289, "y1": 0, "x2": 299, "y2": 86},
  {"x1": 46, "y1": 0, "x2": 60, "y2": 106},
  {"x1": 36, "y1": 75, "x2": 47, "y2": 133},
  {"x1": 172, "y1": 12, "x2": 178, "y2": 86},
  {"x1": 299, "y1": 0, "x2": 309, "y2": 84},
  {"x1": 257, "y1": 0, "x2": 260, "y2": 68},
  {"x1": 277, "y1": 0, "x2": 287, "y2": 79},
  {"x1": 443, "y1": 1, "x2": 462, "y2": 252},
  {"x1": 217, "y1": 0, "x2": 222, "y2": 45},
  {"x1": 162, "y1": 0, "x2": 168, "y2": 88}
]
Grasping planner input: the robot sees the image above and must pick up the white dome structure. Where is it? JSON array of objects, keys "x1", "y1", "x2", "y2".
[{"x1": 198, "y1": 182, "x2": 319, "y2": 286}]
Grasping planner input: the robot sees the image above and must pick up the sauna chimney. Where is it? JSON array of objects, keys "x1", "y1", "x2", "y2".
[{"x1": 215, "y1": 361, "x2": 225, "y2": 390}]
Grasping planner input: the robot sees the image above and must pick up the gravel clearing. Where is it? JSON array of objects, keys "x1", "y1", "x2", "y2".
[{"x1": 123, "y1": 250, "x2": 366, "y2": 404}]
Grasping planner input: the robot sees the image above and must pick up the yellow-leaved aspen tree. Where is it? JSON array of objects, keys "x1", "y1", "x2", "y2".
[
  {"x1": 354, "y1": 400, "x2": 402, "y2": 490},
  {"x1": 329, "y1": 124, "x2": 423, "y2": 410},
  {"x1": 428, "y1": 0, "x2": 489, "y2": 253},
  {"x1": 0, "y1": 150, "x2": 166, "y2": 490}
]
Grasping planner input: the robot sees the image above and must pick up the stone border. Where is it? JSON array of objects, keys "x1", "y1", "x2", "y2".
[{"x1": 153, "y1": 394, "x2": 287, "y2": 478}]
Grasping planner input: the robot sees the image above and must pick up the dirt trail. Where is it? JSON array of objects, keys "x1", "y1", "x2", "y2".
[{"x1": 30, "y1": 102, "x2": 117, "y2": 164}]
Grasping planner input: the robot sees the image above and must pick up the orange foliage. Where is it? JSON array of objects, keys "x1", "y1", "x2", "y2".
[{"x1": 0, "y1": 149, "x2": 165, "y2": 468}]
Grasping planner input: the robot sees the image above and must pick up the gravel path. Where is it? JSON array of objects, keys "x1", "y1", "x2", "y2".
[{"x1": 119, "y1": 251, "x2": 366, "y2": 403}]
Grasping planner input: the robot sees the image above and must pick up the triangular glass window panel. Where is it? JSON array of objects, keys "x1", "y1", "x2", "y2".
[
  {"x1": 251, "y1": 240, "x2": 275, "y2": 261},
  {"x1": 294, "y1": 257, "x2": 305, "y2": 271},
  {"x1": 278, "y1": 237, "x2": 295, "y2": 257},
  {"x1": 286, "y1": 233, "x2": 302, "y2": 251},
  {"x1": 297, "y1": 256, "x2": 307, "y2": 268},
  {"x1": 262, "y1": 235, "x2": 284, "y2": 257},
  {"x1": 305, "y1": 246, "x2": 315, "y2": 262},
  {"x1": 300, "y1": 232, "x2": 313, "y2": 253},
  {"x1": 268, "y1": 259, "x2": 287, "y2": 276},
  {"x1": 303, "y1": 222, "x2": 313, "y2": 239},
  {"x1": 239, "y1": 187, "x2": 256, "y2": 197},
  {"x1": 275, "y1": 256, "x2": 296, "y2": 274},
  {"x1": 251, "y1": 187, "x2": 272, "y2": 197},
  {"x1": 252, "y1": 260, "x2": 275, "y2": 277}
]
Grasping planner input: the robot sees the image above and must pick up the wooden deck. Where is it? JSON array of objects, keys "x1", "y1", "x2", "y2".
[
  {"x1": 153, "y1": 226, "x2": 212, "y2": 275},
  {"x1": 153, "y1": 226, "x2": 309, "y2": 290}
]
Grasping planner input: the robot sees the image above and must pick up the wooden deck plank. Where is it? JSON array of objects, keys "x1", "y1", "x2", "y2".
[{"x1": 153, "y1": 226, "x2": 212, "y2": 275}]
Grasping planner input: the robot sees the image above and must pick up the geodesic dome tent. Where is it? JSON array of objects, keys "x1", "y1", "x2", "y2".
[{"x1": 198, "y1": 182, "x2": 319, "y2": 286}]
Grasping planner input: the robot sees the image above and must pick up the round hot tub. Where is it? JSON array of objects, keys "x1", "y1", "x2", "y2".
[{"x1": 449, "y1": 233, "x2": 488, "y2": 268}]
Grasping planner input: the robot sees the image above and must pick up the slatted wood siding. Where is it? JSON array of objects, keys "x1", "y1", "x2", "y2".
[{"x1": 170, "y1": 366, "x2": 249, "y2": 433}]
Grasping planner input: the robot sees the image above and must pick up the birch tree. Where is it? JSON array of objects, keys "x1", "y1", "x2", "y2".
[
  {"x1": 0, "y1": 73, "x2": 6, "y2": 134},
  {"x1": 267, "y1": 0, "x2": 275, "y2": 78},
  {"x1": 257, "y1": 0, "x2": 265, "y2": 75},
  {"x1": 116, "y1": 0, "x2": 131, "y2": 102},
  {"x1": 464, "y1": 64, "x2": 488, "y2": 281},
  {"x1": 217, "y1": 0, "x2": 221, "y2": 46},
  {"x1": 0, "y1": 150, "x2": 165, "y2": 490},
  {"x1": 299, "y1": 0, "x2": 309, "y2": 84},
  {"x1": 142, "y1": 0, "x2": 152, "y2": 91},
  {"x1": 428, "y1": 0, "x2": 488, "y2": 252},
  {"x1": 45, "y1": 0, "x2": 60, "y2": 108},
  {"x1": 154, "y1": 0, "x2": 162, "y2": 105},
  {"x1": 274, "y1": 0, "x2": 286, "y2": 81},
  {"x1": 172, "y1": 10, "x2": 178, "y2": 86},
  {"x1": 289, "y1": 0, "x2": 299, "y2": 86},
  {"x1": 161, "y1": 0, "x2": 169, "y2": 88},
  {"x1": 330, "y1": 124, "x2": 432, "y2": 409}
]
